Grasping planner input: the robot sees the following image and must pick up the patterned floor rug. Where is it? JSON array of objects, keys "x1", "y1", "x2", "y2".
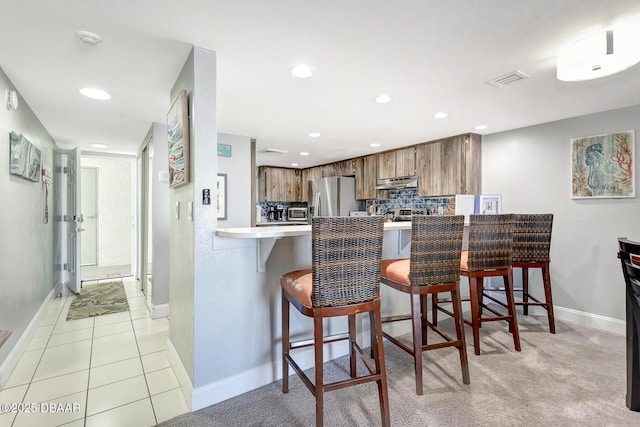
[{"x1": 66, "y1": 281, "x2": 130, "y2": 320}]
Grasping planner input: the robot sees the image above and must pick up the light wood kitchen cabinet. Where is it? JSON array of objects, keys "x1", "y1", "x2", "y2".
[
  {"x1": 321, "y1": 159, "x2": 355, "y2": 177},
  {"x1": 258, "y1": 166, "x2": 301, "y2": 202},
  {"x1": 355, "y1": 155, "x2": 378, "y2": 200},
  {"x1": 377, "y1": 151, "x2": 396, "y2": 179},
  {"x1": 377, "y1": 147, "x2": 416, "y2": 179},
  {"x1": 301, "y1": 166, "x2": 323, "y2": 202},
  {"x1": 415, "y1": 133, "x2": 481, "y2": 197}
]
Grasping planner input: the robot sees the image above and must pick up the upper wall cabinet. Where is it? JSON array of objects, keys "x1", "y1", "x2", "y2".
[
  {"x1": 258, "y1": 166, "x2": 301, "y2": 202},
  {"x1": 377, "y1": 147, "x2": 416, "y2": 179},
  {"x1": 301, "y1": 166, "x2": 323, "y2": 202},
  {"x1": 322, "y1": 159, "x2": 355, "y2": 178},
  {"x1": 415, "y1": 133, "x2": 481, "y2": 197},
  {"x1": 355, "y1": 155, "x2": 377, "y2": 200}
]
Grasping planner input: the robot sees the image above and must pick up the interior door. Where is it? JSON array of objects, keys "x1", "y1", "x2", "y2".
[
  {"x1": 81, "y1": 167, "x2": 98, "y2": 266},
  {"x1": 63, "y1": 148, "x2": 82, "y2": 294}
]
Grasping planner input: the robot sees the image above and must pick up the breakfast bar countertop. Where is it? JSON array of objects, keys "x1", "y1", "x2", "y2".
[{"x1": 216, "y1": 220, "x2": 412, "y2": 239}]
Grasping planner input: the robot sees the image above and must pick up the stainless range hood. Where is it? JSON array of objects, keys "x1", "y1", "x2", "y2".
[{"x1": 375, "y1": 175, "x2": 418, "y2": 190}]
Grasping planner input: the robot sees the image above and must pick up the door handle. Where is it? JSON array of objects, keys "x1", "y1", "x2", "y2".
[{"x1": 77, "y1": 228, "x2": 85, "y2": 232}]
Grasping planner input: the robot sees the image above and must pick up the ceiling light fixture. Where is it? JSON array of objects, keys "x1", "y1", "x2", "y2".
[
  {"x1": 90, "y1": 143, "x2": 109, "y2": 149},
  {"x1": 557, "y1": 25, "x2": 640, "y2": 81},
  {"x1": 308, "y1": 132, "x2": 321, "y2": 138},
  {"x1": 474, "y1": 125, "x2": 488, "y2": 130},
  {"x1": 375, "y1": 94, "x2": 392, "y2": 104},
  {"x1": 290, "y1": 163, "x2": 299, "y2": 167},
  {"x1": 370, "y1": 143, "x2": 381, "y2": 147},
  {"x1": 291, "y1": 64, "x2": 313, "y2": 79},
  {"x1": 300, "y1": 152, "x2": 310, "y2": 156},
  {"x1": 434, "y1": 112, "x2": 448, "y2": 119},
  {"x1": 79, "y1": 87, "x2": 111, "y2": 100}
]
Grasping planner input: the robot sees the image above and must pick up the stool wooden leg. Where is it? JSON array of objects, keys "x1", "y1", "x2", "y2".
[
  {"x1": 542, "y1": 264, "x2": 556, "y2": 334},
  {"x1": 468, "y1": 277, "x2": 481, "y2": 355},
  {"x1": 421, "y1": 294, "x2": 428, "y2": 345},
  {"x1": 451, "y1": 286, "x2": 470, "y2": 384},
  {"x1": 478, "y1": 277, "x2": 484, "y2": 328},
  {"x1": 522, "y1": 267, "x2": 529, "y2": 316},
  {"x1": 411, "y1": 293, "x2": 424, "y2": 395},
  {"x1": 432, "y1": 293, "x2": 439, "y2": 327},
  {"x1": 314, "y1": 315, "x2": 324, "y2": 427},
  {"x1": 282, "y1": 292, "x2": 290, "y2": 393},
  {"x1": 504, "y1": 270, "x2": 521, "y2": 352},
  {"x1": 372, "y1": 306, "x2": 391, "y2": 427},
  {"x1": 348, "y1": 314, "x2": 357, "y2": 378}
]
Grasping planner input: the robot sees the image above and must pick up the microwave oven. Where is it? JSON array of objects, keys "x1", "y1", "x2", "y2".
[{"x1": 287, "y1": 207, "x2": 308, "y2": 222}]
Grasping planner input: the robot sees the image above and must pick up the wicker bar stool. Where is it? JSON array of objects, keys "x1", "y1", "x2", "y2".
[
  {"x1": 434, "y1": 214, "x2": 521, "y2": 355},
  {"x1": 511, "y1": 213, "x2": 555, "y2": 333},
  {"x1": 281, "y1": 216, "x2": 390, "y2": 427},
  {"x1": 380, "y1": 215, "x2": 469, "y2": 395}
]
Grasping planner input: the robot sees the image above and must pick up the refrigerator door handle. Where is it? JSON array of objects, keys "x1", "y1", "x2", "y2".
[{"x1": 314, "y1": 192, "x2": 320, "y2": 217}]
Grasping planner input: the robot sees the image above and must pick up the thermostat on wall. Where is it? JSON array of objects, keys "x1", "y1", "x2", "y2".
[{"x1": 159, "y1": 171, "x2": 170, "y2": 183}]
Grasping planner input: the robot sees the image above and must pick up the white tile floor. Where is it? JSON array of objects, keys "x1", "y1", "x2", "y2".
[{"x1": 0, "y1": 278, "x2": 189, "y2": 427}]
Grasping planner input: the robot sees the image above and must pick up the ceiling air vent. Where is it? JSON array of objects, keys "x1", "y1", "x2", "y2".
[
  {"x1": 258, "y1": 148, "x2": 288, "y2": 154},
  {"x1": 488, "y1": 70, "x2": 531, "y2": 87}
]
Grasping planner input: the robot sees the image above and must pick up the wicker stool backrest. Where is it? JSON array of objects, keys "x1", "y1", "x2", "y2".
[
  {"x1": 409, "y1": 215, "x2": 465, "y2": 286},
  {"x1": 512, "y1": 214, "x2": 553, "y2": 263},
  {"x1": 311, "y1": 216, "x2": 385, "y2": 308},
  {"x1": 467, "y1": 214, "x2": 514, "y2": 271}
]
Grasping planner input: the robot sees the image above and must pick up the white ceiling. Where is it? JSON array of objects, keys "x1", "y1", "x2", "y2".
[{"x1": 2, "y1": 0, "x2": 640, "y2": 168}]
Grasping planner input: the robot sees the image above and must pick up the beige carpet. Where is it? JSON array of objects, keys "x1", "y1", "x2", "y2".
[{"x1": 159, "y1": 311, "x2": 640, "y2": 426}]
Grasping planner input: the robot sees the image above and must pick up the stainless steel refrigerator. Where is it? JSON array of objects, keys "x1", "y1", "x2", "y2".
[{"x1": 308, "y1": 176, "x2": 358, "y2": 219}]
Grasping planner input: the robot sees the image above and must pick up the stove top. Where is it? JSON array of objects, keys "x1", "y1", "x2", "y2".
[{"x1": 386, "y1": 208, "x2": 428, "y2": 222}]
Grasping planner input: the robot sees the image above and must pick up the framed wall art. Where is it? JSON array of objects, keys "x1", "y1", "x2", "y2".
[
  {"x1": 167, "y1": 90, "x2": 190, "y2": 188},
  {"x1": 217, "y1": 174, "x2": 227, "y2": 220},
  {"x1": 9, "y1": 131, "x2": 41, "y2": 182},
  {"x1": 571, "y1": 130, "x2": 635, "y2": 199}
]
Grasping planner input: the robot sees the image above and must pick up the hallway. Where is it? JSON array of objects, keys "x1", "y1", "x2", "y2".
[{"x1": 0, "y1": 278, "x2": 187, "y2": 426}]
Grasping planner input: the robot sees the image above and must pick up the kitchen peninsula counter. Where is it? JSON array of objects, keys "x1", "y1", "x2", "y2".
[{"x1": 216, "y1": 220, "x2": 412, "y2": 239}]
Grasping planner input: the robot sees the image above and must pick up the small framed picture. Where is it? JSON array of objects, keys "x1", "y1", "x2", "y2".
[{"x1": 217, "y1": 174, "x2": 227, "y2": 220}]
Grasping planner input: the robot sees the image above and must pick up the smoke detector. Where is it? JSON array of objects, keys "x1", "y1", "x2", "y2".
[{"x1": 76, "y1": 30, "x2": 102, "y2": 46}]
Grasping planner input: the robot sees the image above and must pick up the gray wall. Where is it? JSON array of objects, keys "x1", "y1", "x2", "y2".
[
  {"x1": 168, "y1": 46, "x2": 219, "y2": 388},
  {"x1": 217, "y1": 133, "x2": 252, "y2": 228},
  {"x1": 0, "y1": 67, "x2": 57, "y2": 370},
  {"x1": 483, "y1": 104, "x2": 640, "y2": 321}
]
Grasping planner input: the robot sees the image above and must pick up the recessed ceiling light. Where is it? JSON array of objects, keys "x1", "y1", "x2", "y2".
[
  {"x1": 90, "y1": 143, "x2": 109, "y2": 149},
  {"x1": 308, "y1": 132, "x2": 321, "y2": 138},
  {"x1": 79, "y1": 87, "x2": 111, "y2": 100},
  {"x1": 290, "y1": 163, "x2": 299, "y2": 167},
  {"x1": 291, "y1": 64, "x2": 313, "y2": 79},
  {"x1": 474, "y1": 125, "x2": 488, "y2": 130},
  {"x1": 300, "y1": 152, "x2": 310, "y2": 156},
  {"x1": 370, "y1": 143, "x2": 381, "y2": 147},
  {"x1": 434, "y1": 112, "x2": 448, "y2": 119},
  {"x1": 375, "y1": 94, "x2": 392, "y2": 104}
]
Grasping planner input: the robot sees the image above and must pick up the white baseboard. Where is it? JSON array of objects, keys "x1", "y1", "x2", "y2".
[
  {"x1": 553, "y1": 305, "x2": 625, "y2": 335},
  {"x1": 0, "y1": 283, "x2": 62, "y2": 387},
  {"x1": 150, "y1": 303, "x2": 169, "y2": 319},
  {"x1": 166, "y1": 338, "x2": 194, "y2": 412}
]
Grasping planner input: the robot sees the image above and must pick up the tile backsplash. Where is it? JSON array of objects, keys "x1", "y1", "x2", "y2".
[
  {"x1": 256, "y1": 189, "x2": 450, "y2": 218},
  {"x1": 366, "y1": 188, "x2": 450, "y2": 215}
]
